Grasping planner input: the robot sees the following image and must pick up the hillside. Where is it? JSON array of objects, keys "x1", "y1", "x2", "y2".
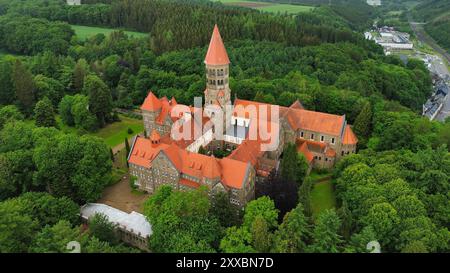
[{"x1": 412, "y1": 0, "x2": 450, "y2": 52}]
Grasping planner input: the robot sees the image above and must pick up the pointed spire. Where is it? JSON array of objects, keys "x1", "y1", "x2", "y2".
[
  {"x1": 141, "y1": 91, "x2": 162, "y2": 111},
  {"x1": 204, "y1": 24, "x2": 230, "y2": 65}
]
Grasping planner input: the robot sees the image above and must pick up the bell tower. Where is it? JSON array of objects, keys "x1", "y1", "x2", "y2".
[{"x1": 204, "y1": 25, "x2": 231, "y2": 108}]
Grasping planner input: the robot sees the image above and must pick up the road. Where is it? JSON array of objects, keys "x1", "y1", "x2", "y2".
[
  {"x1": 409, "y1": 18, "x2": 450, "y2": 64},
  {"x1": 408, "y1": 17, "x2": 450, "y2": 122}
]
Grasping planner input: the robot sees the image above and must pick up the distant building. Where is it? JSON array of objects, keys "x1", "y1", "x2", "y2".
[
  {"x1": 367, "y1": 0, "x2": 381, "y2": 6},
  {"x1": 423, "y1": 80, "x2": 449, "y2": 121},
  {"x1": 366, "y1": 27, "x2": 413, "y2": 52},
  {"x1": 67, "y1": 0, "x2": 81, "y2": 6},
  {"x1": 128, "y1": 25, "x2": 358, "y2": 207},
  {"x1": 80, "y1": 203, "x2": 152, "y2": 251}
]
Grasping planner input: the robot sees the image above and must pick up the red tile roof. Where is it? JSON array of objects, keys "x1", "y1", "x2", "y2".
[
  {"x1": 204, "y1": 25, "x2": 230, "y2": 65},
  {"x1": 286, "y1": 109, "x2": 345, "y2": 136},
  {"x1": 290, "y1": 100, "x2": 304, "y2": 110},
  {"x1": 220, "y1": 158, "x2": 250, "y2": 189},
  {"x1": 128, "y1": 136, "x2": 249, "y2": 189},
  {"x1": 179, "y1": 178, "x2": 201, "y2": 189},
  {"x1": 342, "y1": 125, "x2": 358, "y2": 145},
  {"x1": 229, "y1": 139, "x2": 263, "y2": 166},
  {"x1": 141, "y1": 91, "x2": 162, "y2": 112},
  {"x1": 325, "y1": 147, "x2": 336, "y2": 157},
  {"x1": 128, "y1": 137, "x2": 169, "y2": 168},
  {"x1": 234, "y1": 99, "x2": 345, "y2": 137},
  {"x1": 297, "y1": 142, "x2": 314, "y2": 163}
]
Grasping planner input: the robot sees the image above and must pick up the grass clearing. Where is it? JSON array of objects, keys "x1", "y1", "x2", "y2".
[
  {"x1": 71, "y1": 25, "x2": 149, "y2": 41},
  {"x1": 310, "y1": 179, "x2": 337, "y2": 219},
  {"x1": 92, "y1": 115, "x2": 144, "y2": 148},
  {"x1": 55, "y1": 114, "x2": 143, "y2": 149},
  {"x1": 214, "y1": 0, "x2": 313, "y2": 14}
]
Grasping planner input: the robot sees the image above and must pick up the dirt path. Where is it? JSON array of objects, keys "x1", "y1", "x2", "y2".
[{"x1": 97, "y1": 173, "x2": 149, "y2": 213}]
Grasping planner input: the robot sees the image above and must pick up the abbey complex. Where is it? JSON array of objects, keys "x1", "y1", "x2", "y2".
[{"x1": 127, "y1": 25, "x2": 358, "y2": 207}]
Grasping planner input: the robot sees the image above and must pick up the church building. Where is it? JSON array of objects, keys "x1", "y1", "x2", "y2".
[{"x1": 128, "y1": 25, "x2": 358, "y2": 207}]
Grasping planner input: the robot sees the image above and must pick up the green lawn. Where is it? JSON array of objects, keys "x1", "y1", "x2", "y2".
[
  {"x1": 213, "y1": 0, "x2": 313, "y2": 14},
  {"x1": 55, "y1": 114, "x2": 143, "y2": 148},
  {"x1": 258, "y1": 3, "x2": 313, "y2": 14},
  {"x1": 310, "y1": 179, "x2": 337, "y2": 219},
  {"x1": 71, "y1": 25, "x2": 149, "y2": 41},
  {"x1": 92, "y1": 115, "x2": 144, "y2": 148}
]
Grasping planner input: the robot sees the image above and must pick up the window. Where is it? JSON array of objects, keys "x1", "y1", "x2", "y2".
[
  {"x1": 310, "y1": 134, "x2": 314, "y2": 140},
  {"x1": 341, "y1": 151, "x2": 344, "y2": 156},
  {"x1": 300, "y1": 131, "x2": 304, "y2": 138},
  {"x1": 318, "y1": 157, "x2": 321, "y2": 160},
  {"x1": 320, "y1": 135, "x2": 324, "y2": 142},
  {"x1": 331, "y1": 138, "x2": 335, "y2": 144},
  {"x1": 325, "y1": 158, "x2": 328, "y2": 162}
]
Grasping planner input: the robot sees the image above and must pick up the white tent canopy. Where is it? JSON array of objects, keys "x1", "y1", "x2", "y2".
[{"x1": 80, "y1": 203, "x2": 152, "y2": 238}]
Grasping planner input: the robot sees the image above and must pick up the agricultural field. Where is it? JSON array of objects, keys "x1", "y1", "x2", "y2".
[
  {"x1": 214, "y1": 0, "x2": 313, "y2": 14},
  {"x1": 71, "y1": 25, "x2": 149, "y2": 41}
]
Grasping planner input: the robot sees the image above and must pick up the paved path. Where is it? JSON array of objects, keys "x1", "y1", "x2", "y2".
[
  {"x1": 409, "y1": 18, "x2": 450, "y2": 64},
  {"x1": 97, "y1": 173, "x2": 149, "y2": 213}
]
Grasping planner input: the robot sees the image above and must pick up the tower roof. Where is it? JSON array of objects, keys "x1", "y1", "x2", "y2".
[
  {"x1": 141, "y1": 91, "x2": 162, "y2": 111},
  {"x1": 204, "y1": 25, "x2": 230, "y2": 65}
]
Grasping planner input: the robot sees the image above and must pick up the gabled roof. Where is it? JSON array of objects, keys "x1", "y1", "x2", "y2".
[
  {"x1": 128, "y1": 136, "x2": 169, "y2": 168},
  {"x1": 289, "y1": 100, "x2": 304, "y2": 110},
  {"x1": 342, "y1": 125, "x2": 358, "y2": 145},
  {"x1": 220, "y1": 158, "x2": 250, "y2": 189},
  {"x1": 297, "y1": 142, "x2": 314, "y2": 163},
  {"x1": 229, "y1": 139, "x2": 263, "y2": 167},
  {"x1": 286, "y1": 109, "x2": 345, "y2": 136},
  {"x1": 234, "y1": 99, "x2": 345, "y2": 137},
  {"x1": 128, "y1": 135, "x2": 249, "y2": 189},
  {"x1": 141, "y1": 91, "x2": 162, "y2": 112},
  {"x1": 204, "y1": 24, "x2": 230, "y2": 65}
]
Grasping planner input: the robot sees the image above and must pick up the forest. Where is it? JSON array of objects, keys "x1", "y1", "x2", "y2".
[
  {"x1": 412, "y1": 0, "x2": 450, "y2": 52},
  {"x1": 0, "y1": 0, "x2": 448, "y2": 253}
]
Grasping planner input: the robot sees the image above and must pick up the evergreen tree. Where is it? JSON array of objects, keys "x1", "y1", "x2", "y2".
[
  {"x1": 0, "y1": 60, "x2": 15, "y2": 105},
  {"x1": 34, "y1": 97, "x2": 56, "y2": 128},
  {"x1": 13, "y1": 60, "x2": 35, "y2": 115},
  {"x1": 83, "y1": 75, "x2": 112, "y2": 127},
  {"x1": 298, "y1": 177, "x2": 313, "y2": 217},
  {"x1": 110, "y1": 148, "x2": 115, "y2": 162},
  {"x1": 353, "y1": 102, "x2": 372, "y2": 141},
  {"x1": 125, "y1": 138, "x2": 130, "y2": 155},
  {"x1": 337, "y1": 200, "x2": 353, "y2": 240},
  {"x1": 73, "y1": 59, "x2": 87, "y2": 93},
  {"x1": 280, "y1": 143, "x2": 308, "y2": 184},
  {"x1": 272, "y1": 204, "x2": 310, "y2": 253},
  {"x1": 125, "y1": 138, "x2": 130, "y2": 167},
  {"x1": 308, "y1": 209, "x2": 342, "y2": 253}
]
